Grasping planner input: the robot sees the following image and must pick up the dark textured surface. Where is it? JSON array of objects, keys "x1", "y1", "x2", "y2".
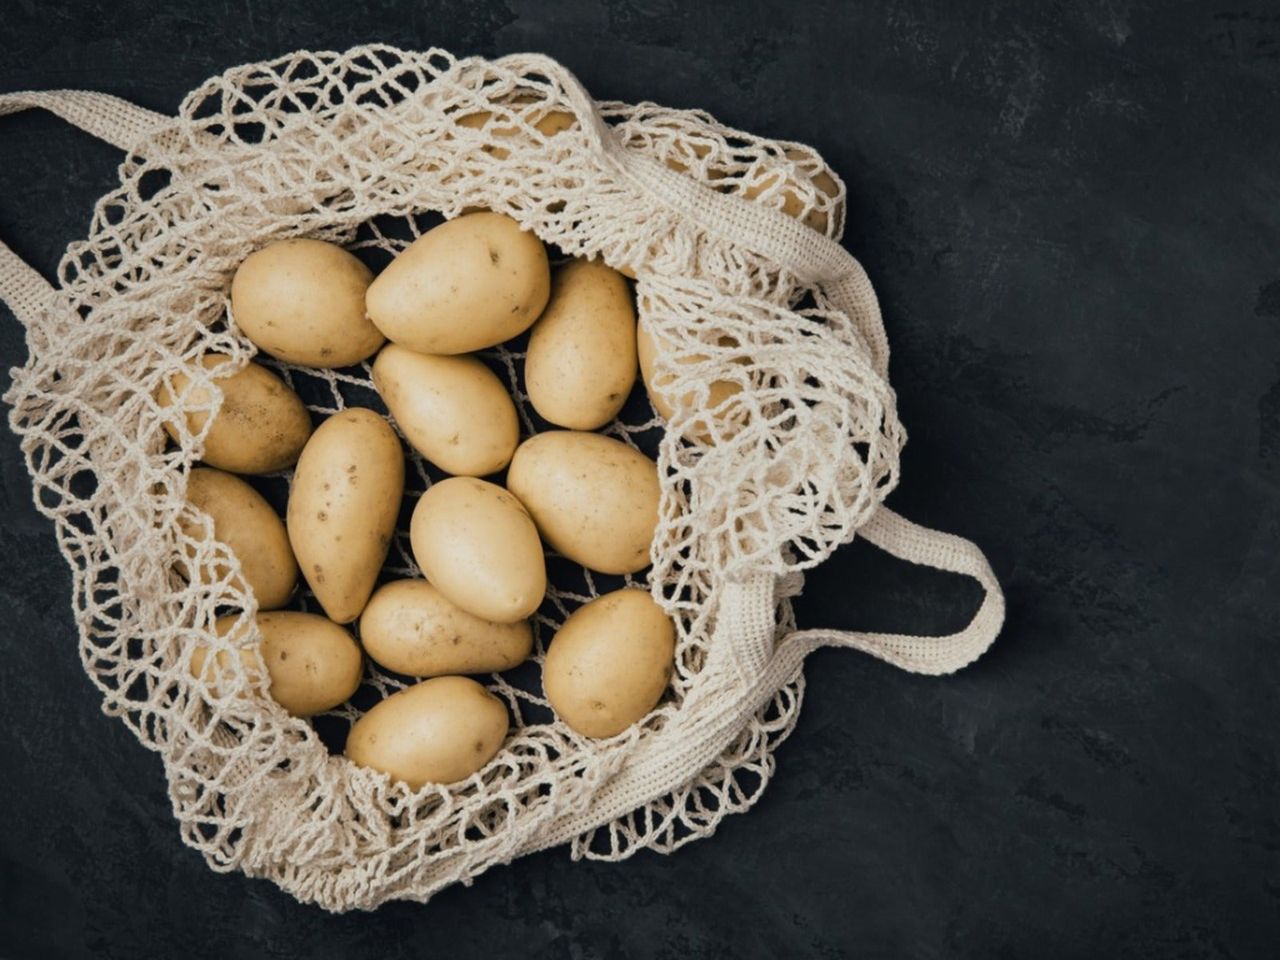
[{"x1": 2, "y1": 1, "x2": 1278, "y2": 956}]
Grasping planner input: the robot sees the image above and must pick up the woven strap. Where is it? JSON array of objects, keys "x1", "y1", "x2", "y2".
[{"x1": 0, "y1": 90, "x2": 172, "y2": 327}]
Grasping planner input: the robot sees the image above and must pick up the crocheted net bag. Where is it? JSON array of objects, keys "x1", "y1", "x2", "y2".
[{"x1": 0, "y1": 46, "x2": 1004, "y2": 912}]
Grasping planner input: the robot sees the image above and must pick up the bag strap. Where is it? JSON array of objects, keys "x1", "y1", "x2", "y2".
[
  {"x1": 0, "y1": 90, "x2": 170, "y2": 326},
  {"x1": 787, "y1": 506, "x2": 1004, "y2": 675}
]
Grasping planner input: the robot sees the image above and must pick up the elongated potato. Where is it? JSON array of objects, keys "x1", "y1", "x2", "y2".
[
  {"x1": 156, "y1": 355, "x2": 312, "y2": 474},
  {"x1": 739, "y1": 148, "x2": 841, "y2": 234},
  {"x1": 181, "y1": 467, "x2": 297, "y2": 609},
  {"x1": 525, "y1": 259, "x2": 637, "y2": 430},
  {"x1": 371, "y1": 344, "x2": 518, "y2": 476},
  {"x1": 345, "y1": 676, "x2": 509, "y2": 788},
  {"x1": 193, "y1": 612, "x2": 363, "y2": 716},
  {"x1": 410, "y1": 477, "x2": 546, "y2": 624},
  {"x1": 287, "y1": 408, "x2": 404, "y2": 624},
  {"x1": 230, "y1": 239, "x2": 383, "y2": 367},
  {"x1": 543, "y1": 588, "x2": 675, "y2": 738},
  {"x1": 360, "y1": 579, "x2": 532, "y2": 677},
  {"x1": 365, "y1": 212, "x2": 550, "y2": 355},
  {"x1": 506, "y1": 431, "x2": 659, "y2": 575}
]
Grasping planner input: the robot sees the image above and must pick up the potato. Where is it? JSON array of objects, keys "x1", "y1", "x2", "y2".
[
  {"x1": 542, "y1": 588, "x2": 675, "y2": 738},
  {"x1": 230, "y1": 238, "x2": 384, "y2": 367},
  {"x1": 506, "y1": 431, "x2": 658, "y2": 575},
  {"x1": 739, "y1": 148, "x2": 840, "y2": 234},
  {"x1": 371, "y1": 344, "x2": 517, "y2": 476},
  {"x1": 287, "y1": 408, "x2": 404, "y2": 624},
  {"x1": 410, "y1": 477, "x2": 545, "y2": 624},
  {"x1": 345, "y1": 676, "x2": 509, "y2": 788},
  {"x1": 636, "y1": 323, "x2": 744, "y2": 438},
  {"x1": 360, "y1": 579, "x2": 532, "y2": 677},
  {"x1": 181, "y1": 467, "x2": 297, "y2": 609},
  {"x1": 192, "y1": 612, "x2": 362, "y2": 716},
  {"x1": 456, "y1": 98, "x2": 576, "y2": 159},
  {"x1": 365, "y1": 212, "x2": 550, "y2": 355},
  {"x1": 525, "y1": 259, "x2": 637, "y2": 430},
  {"x1": 156, "y1": 355, "x2": 312, "y2": 474}
]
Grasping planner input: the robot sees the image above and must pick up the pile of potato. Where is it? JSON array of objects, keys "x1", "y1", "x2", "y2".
[{"x1": 165, "y1": 212, "x2": 689, "y2": 791}]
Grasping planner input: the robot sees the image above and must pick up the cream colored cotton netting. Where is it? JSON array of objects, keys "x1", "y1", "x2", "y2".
[{"x1": 0, "y1": 45, "x2": 1003, "y2": 912}]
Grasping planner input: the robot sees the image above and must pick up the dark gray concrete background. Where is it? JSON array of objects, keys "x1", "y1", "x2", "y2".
[{"x1": 1, "y1": 1, "x2": 1278, "y2": 957}]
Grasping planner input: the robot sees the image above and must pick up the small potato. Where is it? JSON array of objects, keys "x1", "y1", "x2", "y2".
[
  {"x1": 360, "y1": 579, "x2": 532, "y2": 677},
  {"x1": 543, "y1": 588, "x2": 675, "y2": 739},
  {"x1": 193, "y1": 613, "x2": 363, "y2": 716},
  {"x1": 181, "y1": 467, "x2": 297, "y2": 609},
  {"x1": 288, "y1": 408, "x2": 404, "y2": 624},
  {"x1": 345, "y1": 676, "x2": 509, "y2": 788},
  {"x1": 525, "y1": 259, "x2": 637, "y2": 430},
  {"x1": 372, "y1": 344, "x2": 517, "y2": 476},
  {"x1": 156, "y1": 355, "x2": 312, "y2": 474},
  {"x1": 506, "y1": 431, "x2": 659, "y2": 575},
  {"x1": 456, "y1": 98, "x2": 576, "y2": 159},
  {"x1": 365, "y1": 212, "x2": 550, "y2": 355},
  {"x1": 230, "y1": 238, "x2": 384, "y2": 367},
  {"x1": 636, "y1": 323, "x2": 744, "y2": 439},
  {"x1": 410, "y1": 477, "x2": 546, "y2": 624}
]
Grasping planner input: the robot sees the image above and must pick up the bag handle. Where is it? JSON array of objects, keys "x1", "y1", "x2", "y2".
[
  {"x1": 0, "y1": 89, "x2": 171, "y2": 326},
  {"x1": 787, "y1": 506, "x2": 1004, "y2": 675}
]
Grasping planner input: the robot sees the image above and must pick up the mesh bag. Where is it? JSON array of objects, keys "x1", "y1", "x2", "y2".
[{"x1": 0, "y1": 46, "x2": 1004, "y2": 911}]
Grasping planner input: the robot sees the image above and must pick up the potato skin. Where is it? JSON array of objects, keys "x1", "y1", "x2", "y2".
[
  {"x1": 194, "y1": 612, "x2": 363, "y2": 716},
  {"x1": 345, "y1": 676, "x2": 509, "y2": 788},
  {"x1": 287, "y1": 408, "x2": 405, "y2": 624},
  {"x1": 365, "y1": 212, "x2": 550, "y2": 355},
  {"x1": 360, "y1": 579, "x2": 532, "y2": 678},
  {"x1": 410, "y1": 477, "x2": 546, "y2": 624},
  {"x1": 371, "y1": 344, "x2": 517, "y2": 476},
  {"x1": 230, "y1": 238, "x2": 383, "y2": 367},
  {"x1": 542, "y1": 588, "x2": 675, "y2": 739},
  {"x1": 181, "y1": 467, "x2": 298, "y2": 609},
  {"x1": 525, "y1": 259, "x2": 637, "y2": 430},
  {"x1": 506, "y1": 431, "x2": 659, "y2": 575},
  {"x1": 157, "y1": 355, "x2": 312, "y2": 474}
]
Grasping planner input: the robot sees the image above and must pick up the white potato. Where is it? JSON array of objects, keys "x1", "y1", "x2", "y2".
[
  {"x1": 506, "y1": 431, "x2": 659, "y2": 575},
  {"x1": 360, "y1": 579, "x2": 532, "y2": 677},
  {"x1": 525, "y1": 258, "x2": 637, "y2": 430},
  {"x1": 365, "y1": 212, "x2": 550, "y2": 354},
  {"x1": 345, "y1": 676, "x2": 509, "y2": 788},
  {"x1": 542, "y1": 588, "x2": 675, "y2": 739},
  {"x1": 372, "y1": 344, "x2": 517, "y2": 476},
  {"x1": 230, "y1": 238, "x2": 383, "y2": 367},
  {"x1": 287, "y1": 408, "x2": 404, "y2": 624},
  {"x1": 410, "y1": 477, "x2": 545, "y2": 624}
]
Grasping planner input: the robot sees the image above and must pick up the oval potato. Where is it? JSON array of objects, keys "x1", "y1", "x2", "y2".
[
  {"x1": 506, "y1": 431, "x2": 658, "y2": 575},
  {"x1": 156, "y1": 355, "x2": 312, "y2": 474},
  {"x1": 288, "y1": 408, "x2": 404, "y2": 624},
  {"x1": 739, "y1": 148, "x2": 840, "y2": 234},
  {"x1": 193, "y1": 612, "x2": 363, "y2": 716},
  {"x1": 230, "y1": 238, "x2": 384, "y2": 367},
  {"x1": 372, "y1": 344, "x2": 517, "y2": 476},
  {"x1": 360, "y1": 579, "x2": 532, "y2": 677},
  {"x1": 410, "y1": 477, "x2": 546, "y2": 624},
  {"x1": 181, "y1": 467, "x2": 297, "y2": 609},
  {"x1": 345, "y1": 676, "x2": 509, "y2": 788},
  {"x1": 636, "y1": 323, "x2": 744, "y2": 439},
  {"x1": 525, "y1": 259, "x2": 637, "y2": 430},
  {"x1": 365, "y1": 212, "x2": 550, "y2": 355},
  {"x1": 543, "y1": 588, "x2": 675, "y2": 739}
]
